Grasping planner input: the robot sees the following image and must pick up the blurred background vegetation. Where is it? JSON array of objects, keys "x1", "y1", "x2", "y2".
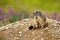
[
  {"x1": 0, "y1": 0, "x2": 60, "y2": 13},
  {"x1": 0, "y1": 0, "x2": 60, "y2": 26}
]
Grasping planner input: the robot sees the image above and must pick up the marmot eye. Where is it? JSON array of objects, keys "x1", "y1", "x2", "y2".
[
  {"x1": 28, "y1": 26, "x2": 34, "y2": 30},
  {"x1": 36, "y1": 11, "x2": 38, "y2": 13}
]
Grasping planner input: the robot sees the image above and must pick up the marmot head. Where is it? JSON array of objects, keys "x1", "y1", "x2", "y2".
[
  {"x1": 33, "y1": 10, "x2": 42, "y2": 17},
  {"x1": 33, "y1": 10, "x2": 46, "y2": 22}
]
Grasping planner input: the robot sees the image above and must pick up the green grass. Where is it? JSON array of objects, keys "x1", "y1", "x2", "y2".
[{"x1": 0, "y1": 0, "x2": 60, "y2": 14}]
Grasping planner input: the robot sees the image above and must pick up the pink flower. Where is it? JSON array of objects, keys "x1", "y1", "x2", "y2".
[
  {"x1": 50, "y1": 13, "x2": 58, "y2": 19},
  {"x1": 0, "y1": 16, "x2": 3, "y2": 19},
  {"x1": 0, "y1": 8, "x2": 2, "y2": 13},
  {"x1": 9, "y1": 8, "x2": 14, "y2": 12},
  {"x1": 44, "y1": 14, "x2": 48, "y2": 17}
]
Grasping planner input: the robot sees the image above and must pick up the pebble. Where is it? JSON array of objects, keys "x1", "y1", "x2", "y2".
[
  {"x1": 52, "y1": 34, "x2": 55, "y2": 37},
  {"x1": 19, "y1": 31, "x2": 22, "y2": 34},
  {"x1": 28, "y1": 24, "x2": 31, "y2": 26},
  {"x1": 21, "y1": 24, "x2": 24, "y2": 25},
  {"x1": 16, "y1": 29, "x2": 18, "y2": 31},
  {"x1": 41, "y1": 38, "x2": 44, "y2": 40},
  {"x1": 38, "y1": 34, "x2": 40, "y2": 37},
  {"x1": 26, "y1": 29, "x2": 29, "y2": 31},
  {"x1": 0, "y1": 27, "x2": 4, "y2": 30},
  {"x1": 26, "y1": 38, "x2": 28, "y2": 40},
  {"x1": 47, "y1": 30, "x2": 50, "y2": 32},
  {"x1": 23, "y1": 19, "x2": 29, "y2": 21},
  {"x1": 33, "y1": 38, "x2": 35, "y2": 40},
  {"x1": 16, "y1": 38, "x2": 19, "y2": 40},
  {"x1": 10, "y1": 38, "x2": 12, "y2": 40},
  {"x1": 45, "y1": 27, "x2": 48, "y2": 30},
  {"x1": 6, "y1": 31, "x2": 9, "y2": 33},
  {"x1": 24, "y1": 22, "x2": 27, "y2": 24},
  {"x1": 5, "y1": 27, "x2": 9, "y2": 29},
  {"x1": 54, "y1": 27, "x2": 57, "y2": 29},
  {"x1": 41, "y1": 32, "x2": 43, "y2": 34},
  {"x1": 14, "y1": 37, "x2": 17, "y2": 39},
  {"x1": 56, "y1": 35, "x2": 59, "y2": 37},
  {"x1": 58, "y1": 39, "x2": 60, "y2": 40},
  {"x1": 46, "y1": 37, "x2": 49, "y2": 39},
  {"x1": 32, "y1": 31, "x2": 35, "y2": 35},
  {"x1": 53, "y1": 24, "x2": 57, "y2": 26},
  {"x1": 19, "y1": 34, "x2": 22, "y2": 36}
]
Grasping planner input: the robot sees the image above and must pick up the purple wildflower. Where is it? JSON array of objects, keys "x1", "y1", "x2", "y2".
[
  {"x1": 44, "y1": 13, "x2": 48, "y2": 17},
  {"x1": 4, "y1": 12, "x2": 8, "y2": 15},
  {"x1": 9, "y1": 8, "x2": 14, "y2": 13},
  {"x1": 0, "y1": 8, "x2": 2, "y2": 13},
  {"x1": 21, "y1": 16, "x2": 24, "y2": 20},
  {"x1": 57, "y1": 17, "x2": 60, "y2": 21},
  {"x1": 4, "y1": 12, "x2": 9, "y2": 17},
  {"x1": 57, "y1": 14, "x2": 60, "y2": 21},
  {"x1": 50, "y1": 13, "x2": 58, "y2": 20},
  {"x1": 27, "y1": 13, "x2": 30, "y2": 18},
  {"x1": 20, "y1": 13, "x2": 24, "y2": 20},
  {"x1": 0, "y1": 16, "x2": 3, "y2": 19},
  {"x1": 13, "y1": 12, "x2": 18, "y2": 16}
]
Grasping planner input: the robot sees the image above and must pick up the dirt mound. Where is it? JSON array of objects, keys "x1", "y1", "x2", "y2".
[{"x1": 0, "y1": 18, "x2": 60, "y2": 40}]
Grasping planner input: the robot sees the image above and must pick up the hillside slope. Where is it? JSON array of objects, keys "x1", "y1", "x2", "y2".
[{"x1": 0, "y1": 18, "x2": 60, "y2": 40}]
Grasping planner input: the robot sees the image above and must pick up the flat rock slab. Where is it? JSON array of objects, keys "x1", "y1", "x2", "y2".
[{"x1": 0, "y1": 18, "x2": 60, "y2": 40}]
